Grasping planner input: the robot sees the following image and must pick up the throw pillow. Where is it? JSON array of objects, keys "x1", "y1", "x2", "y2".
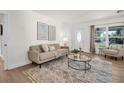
[
  {"x1": 111, "y1": 44, "x2": 117, "y2": 49},
  {"x1": 49, "y1": 46, "x2": 56, "y2": 51},
  {"x1": 42, "y1": 44, "x2": 49, "y2": 52},
  {"x1": 117, "y1": 45, "x2": 123, "y2": 49}
]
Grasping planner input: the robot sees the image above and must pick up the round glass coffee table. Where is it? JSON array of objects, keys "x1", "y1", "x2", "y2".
[{"x1": 68, "y1": 53, "x2": 92, "y2": 73}]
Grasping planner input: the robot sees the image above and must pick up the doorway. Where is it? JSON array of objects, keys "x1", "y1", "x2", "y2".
[
  {"x1": 0, "y1": 14, "x2": 8, "y2": 70},
  {"x1": 0, "y1": 24, "x2": 3, "y2": 55},
  {"x1": 0, "y1": 15, "x2": 3, "y2": 69}
]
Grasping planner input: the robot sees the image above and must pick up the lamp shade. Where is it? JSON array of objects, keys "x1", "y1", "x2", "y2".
[
  {"x1": 63, "y1": 37, "x2": 68, "y2": 42},
  {"x1": 63, "y1": 37, "x2": 68, "y2": 46}
]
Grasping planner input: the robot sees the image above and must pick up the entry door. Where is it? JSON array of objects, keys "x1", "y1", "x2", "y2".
[
  {"x1": 1, "y1": 15, "x2": 8, "y2": 70},
  {"x1": 0, "y1": 24, "x2": 2, "y2": 55}
]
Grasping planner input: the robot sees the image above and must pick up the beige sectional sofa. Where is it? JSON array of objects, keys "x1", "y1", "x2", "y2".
[{"x1": 28, "y1": 44, "x2": 69, "y2": 68}]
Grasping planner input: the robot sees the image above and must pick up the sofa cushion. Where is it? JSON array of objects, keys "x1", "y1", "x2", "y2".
[
  {"x1": 51, "y1": 51, "x2": 60, "y2": 58},
  {"x1": 117, "y1": 45, "x2": 123, "y2": 49},
  {"x1": 105, "y1": 49, "x2": 119, "y2": 55},
  {"x1": 49, "y1": 46, "x2": 56, "y2": 51},
  {"x1": 57, "y1": 49, "x2": 68, "y2": 54},
  {"x1": 110, "y1": 44, "x2": 124, "y2": 49},
  {"x1": 29, "y1": 45, "x2": 42, "y2": 53},
  {"x1": 39, "y1": 52, "x2": 55, "y2": 61},
  {"x1": 48, "y1": 44, "x2": 60, "y2": 50}
]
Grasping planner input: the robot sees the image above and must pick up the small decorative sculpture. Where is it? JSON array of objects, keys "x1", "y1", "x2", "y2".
[{"x1": 79, "y1": 48, "x2": 82, "y2": 59}]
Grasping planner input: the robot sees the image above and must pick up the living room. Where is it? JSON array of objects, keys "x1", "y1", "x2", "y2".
[{"x1": 0, "y1": 10, "x2": 124, "y2": 83}]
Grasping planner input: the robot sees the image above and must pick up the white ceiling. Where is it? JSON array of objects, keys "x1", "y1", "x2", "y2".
[{"x1": 35, "y1": 10, "x2": 124, "y2": 23}]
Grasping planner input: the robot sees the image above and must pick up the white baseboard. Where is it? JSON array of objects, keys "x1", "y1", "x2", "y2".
[{"x1": 7, "y1": 61, "x2": 31, "y2": 70}]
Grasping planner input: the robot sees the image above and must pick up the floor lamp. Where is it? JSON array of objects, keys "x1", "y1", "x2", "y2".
[{"x1": 77, "y1": 32, "x2": 82, "y2": 58}]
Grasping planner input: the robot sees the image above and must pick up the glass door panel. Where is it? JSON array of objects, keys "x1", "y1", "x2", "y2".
[{"x1": 95, "y1": 27, "x2": 106, "y2": 54}]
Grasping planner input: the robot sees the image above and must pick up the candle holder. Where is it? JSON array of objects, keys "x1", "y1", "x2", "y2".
[{"x1": 79, "y1": 48, "x2": 82, "y2": 59}]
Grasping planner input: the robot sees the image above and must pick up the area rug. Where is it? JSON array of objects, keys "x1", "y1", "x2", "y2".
[{"x1": 23, "y1": 57, "x2": 112, "y2": 83}]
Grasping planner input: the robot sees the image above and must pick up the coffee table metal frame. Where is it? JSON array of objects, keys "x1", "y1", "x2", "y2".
[{"x1": 68, "y1": 54, "x2": 92, "y2": 73}]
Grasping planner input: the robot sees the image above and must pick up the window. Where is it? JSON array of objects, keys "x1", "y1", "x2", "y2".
[
  {"x1": 108, "y1": 26, "x2": 124, "y2": 45},
  {"x1": 95, "y1": 23, "x2": 124, "y2": 54}
]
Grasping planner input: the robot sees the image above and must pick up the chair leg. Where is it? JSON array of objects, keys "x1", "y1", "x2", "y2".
[
  {"x1": 32, "y1": 61, "x2": 35, "y2": 64},
  {"x1": 39, "y1": 64, "x2": 42, "y2": 68},
  {"x1": 122, "y1": 57, "x2": 123, "y2": 60},
  {"x1": 105, "y1": 55, "x2": 106, "y2": 58},
  {"x1": 66, "y1": 54, "x2": 68, "y2": 57}
]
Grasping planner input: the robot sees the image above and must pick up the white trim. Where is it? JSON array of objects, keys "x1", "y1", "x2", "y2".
[{"x1": 7, "y1": 61, "x2": 31, "y2": 70}]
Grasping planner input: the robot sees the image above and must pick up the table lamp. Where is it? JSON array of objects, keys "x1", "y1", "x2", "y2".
[{"x1": 63, "y1": 37, "x2": 68, "y2": 46}]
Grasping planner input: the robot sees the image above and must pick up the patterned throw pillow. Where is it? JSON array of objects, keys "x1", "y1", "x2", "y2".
[{"x1": 42, "y1": 44, "x2": 49, "y2": 52}]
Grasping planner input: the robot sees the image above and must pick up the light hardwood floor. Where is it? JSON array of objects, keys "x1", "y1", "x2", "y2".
[
  {"x1": 0, "y1": 55, "x2": 124, "y2": 83},
  {"x1": 93, "y1": 55, "x2": 124, "y2": 83},
  {"x1": 0, "y1": 60, "x2": 32, "y2": 83}
]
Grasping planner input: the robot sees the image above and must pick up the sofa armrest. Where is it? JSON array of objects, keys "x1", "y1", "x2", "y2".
[
  {"x1": 28, "y1": 51, "x2": 40, "y2": 63},
  {"x1": 118, "y1": 49, "x2": 124, "y2": 57},
  {"x1": 102, "y1": 48, "x2": 108, "y2": 54}
]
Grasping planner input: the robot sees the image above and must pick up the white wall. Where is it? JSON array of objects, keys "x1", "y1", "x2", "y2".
[
  {"x1": 70, "y1": 17, "x2": 124, "y2": 53},
  {"x1": 0, "y1": 10, "x2": 65, "y2": 69}
]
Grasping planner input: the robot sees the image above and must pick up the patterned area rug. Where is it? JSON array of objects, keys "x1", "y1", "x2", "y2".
[{"x1": 23, "y1": 57, "x2": 112, "y2": 83}]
